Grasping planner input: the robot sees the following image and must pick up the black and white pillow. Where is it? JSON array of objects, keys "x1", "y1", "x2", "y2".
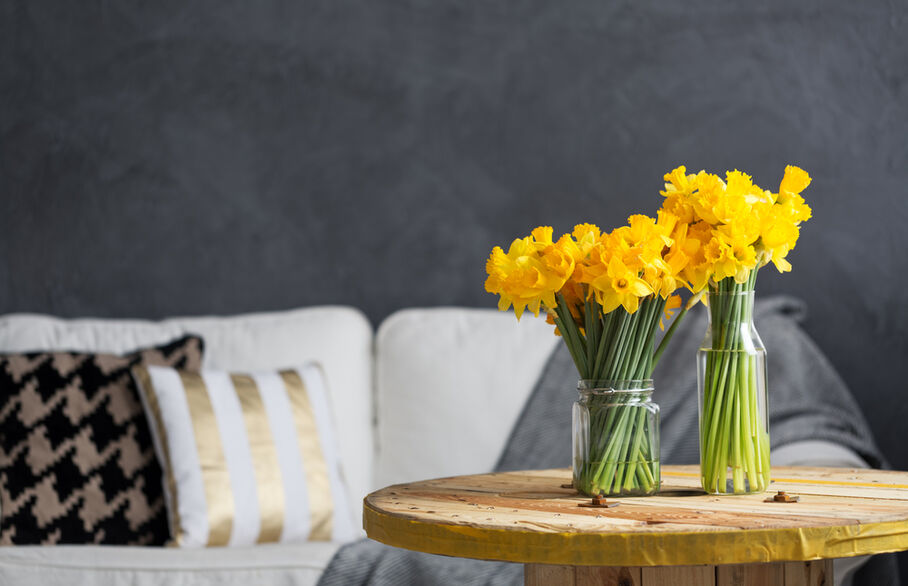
[{"x1": 0, "y1": 335, "x2": 204, "y2": 545}]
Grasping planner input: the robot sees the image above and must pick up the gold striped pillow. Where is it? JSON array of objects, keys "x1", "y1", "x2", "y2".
[{"x1": 132, "y1": 363, "x2": 355, "y2": 547}]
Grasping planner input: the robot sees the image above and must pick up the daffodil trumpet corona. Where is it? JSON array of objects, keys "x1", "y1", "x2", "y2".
[{"x1": 485, "y1": 165, "x2": 811, "y2": 496}]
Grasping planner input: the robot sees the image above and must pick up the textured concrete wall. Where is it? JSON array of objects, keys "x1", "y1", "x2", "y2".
[{"x1": 2, "y1": 0, "x2": 907, "y2": 574}]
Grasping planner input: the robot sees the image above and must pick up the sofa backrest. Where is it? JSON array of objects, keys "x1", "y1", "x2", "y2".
[
  {"x1": 0, "y1": 306, "x2": 374, "y2": 526},
  {"x1": 373, "y1": 308, "x2": 558, "y2": 489},
  {"x1": 0, "y1": 306, "x2": 562, "y2": 527}
]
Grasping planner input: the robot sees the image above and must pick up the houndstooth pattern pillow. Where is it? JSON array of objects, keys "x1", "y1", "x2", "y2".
[{"x1": 0, "y1": 335, "x2": 204, "y2": 545}]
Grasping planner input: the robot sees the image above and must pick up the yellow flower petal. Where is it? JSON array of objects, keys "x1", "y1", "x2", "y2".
[
  {"x1": 779, "y1": 165, "x2": 811, "y2": 195},
  {"x1": 531, "y1": 226, "x2": 554, "y2": 245}
]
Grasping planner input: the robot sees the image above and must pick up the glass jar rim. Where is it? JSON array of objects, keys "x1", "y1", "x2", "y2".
[{"x1": 578, "y1": 379, "x2": 654, "y2": 392}]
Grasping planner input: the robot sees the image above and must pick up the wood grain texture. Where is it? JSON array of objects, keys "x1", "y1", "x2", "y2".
[
  {"x1": 783, "y1": 560, "x2": 834, "y2": 586},
  {"x1": 525, "y1": 564, "x2": 576, "y2": 585},
  {"x1": 716, "y1": 562, "x2": 784, "y2": 585},
  {"x1": 642, "y1": 566, "x2": 715, "y2": 585},
  {"x1": 364, "y1": 466, "x2": 908, "y2": 566},
  {"x1": 576, "y1": 565, "x2": 642, "y2": 586},
  {"x1": 526, "y1": 561, "x2": 832, "y2": 585}
]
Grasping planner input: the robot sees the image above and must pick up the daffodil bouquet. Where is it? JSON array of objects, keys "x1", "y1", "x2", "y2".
[
  {"x1": 485, "y1": 218, "x2": 693, "y2": 496},
  {"x1": 658, "y1": 165, "x2": 812, "y2": 494},
  {"x1": 484, "y1": 165, "x2": 811, "y2": 497}
]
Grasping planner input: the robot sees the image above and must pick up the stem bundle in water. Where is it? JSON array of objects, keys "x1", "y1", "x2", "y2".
[
  {"x1": 574, "y1": 381, "x2": 659, "y2": 496},
  {"x1": 698, "y1": 272, "x2": 771, "y2": 494},
  {"x1": 560, "y1": 293, "x2": 670, "y2": 496}
]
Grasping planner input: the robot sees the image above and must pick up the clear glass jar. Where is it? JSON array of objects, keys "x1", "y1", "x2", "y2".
[
  {"x1": 572, "y1": 379, "x2": 660, "y2": 497},
  {"x1": 697, "y1": 290, "x2": 771, "y2": 495}
]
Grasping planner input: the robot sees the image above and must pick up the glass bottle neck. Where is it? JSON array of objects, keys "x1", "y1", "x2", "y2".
[
  {"x1": 701, "y1": 290, "x2": 764, "y2": 351},
  {"x1": 705, "y1": 290, "x2": 755, "y2": 327}
]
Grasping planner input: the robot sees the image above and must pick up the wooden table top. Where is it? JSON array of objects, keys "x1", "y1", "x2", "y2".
[{"x1": 363, "y1": 466, "x2": 908, "y2": 567}]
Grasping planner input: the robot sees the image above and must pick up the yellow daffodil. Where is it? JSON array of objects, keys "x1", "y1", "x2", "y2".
[
  {"x1": 662, "y1": 192, "x2": 696, "y2": 224},
  {"x1": 625, "y1": 214, "x2": 661, "y2": 244},
  {"x1": 656, "y1": 242, "x2": 691, "y2": 297},
  {"x1": 724, "y1": 170, "x2": 771, "y2": 206},
  {"x1": 572, "y1": 223, "x2": 602, "y2": 254},
  {"x1": 711, "y1": 191, "x2": 751, "y2": 225},
  {"x1": 529, "y1": 225, "x2": 555, "y2": 249},
  {"x1": 779, "y1": 165, "x2": 811, "y2": 196},
  {"x1": 484, "y1": 228, "x2": 575, "y2": 319},
  {"x1": 758, "y1": 208, "x2": 800, "y2": 272},
  {"x1": 689, "y1": 172, "x2": 724, "y2": 226},
  {"x1": 661, "y1": 166, "x2": 695, "y2": 197},
  {"x1": 656, "y1": 164, "x2": 812, "y2": 289},
  {"x1": 656, "y1": 209, "x2": 679, "y2": 237},
  {"x1": 674, "y1": 221, "x2": 712, "y2": 292},
  {"x1": 660, "y1": 294, "x2": 682, "y2": 330},
  {"x1": 590, "y1": 257, "x2": 653, "y2": 314},
  {"x1": 716, "y1": 213, "x2": 761, "y2": 248},
  {"x1": 776, "y1": 192, "x2": 812, "y2": 223},
  {"x1": 703, "y1": 236, "x2": 755, "y2": 284}
]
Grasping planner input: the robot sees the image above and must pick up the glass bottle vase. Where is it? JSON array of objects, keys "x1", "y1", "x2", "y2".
[
  {"x1": 697, "y1": 290, "x2": 771, "y2": 495},
  {"x1": 572, "y1": 379, "x2": 660, "y2": 497}
]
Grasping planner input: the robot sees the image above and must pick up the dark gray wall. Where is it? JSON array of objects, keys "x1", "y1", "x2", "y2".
[{"x1": 2, "y1": 0, "x2": 907, "y2": 575}]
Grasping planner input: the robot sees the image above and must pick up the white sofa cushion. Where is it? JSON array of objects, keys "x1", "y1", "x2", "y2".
[
  {"x1": 0, "y1": 542, "x2": 340, "y2": 586},
  {"x1": 0, "y1": 307, "x2": 372, "y2": 528},
  {"x1": 374, "y1": 308, "x2": 558, "y2": 488}
]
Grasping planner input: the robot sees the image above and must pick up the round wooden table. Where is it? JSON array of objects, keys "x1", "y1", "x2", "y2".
[{"x1": 364, "y1": 466, "x2": 908, "y2": 585}]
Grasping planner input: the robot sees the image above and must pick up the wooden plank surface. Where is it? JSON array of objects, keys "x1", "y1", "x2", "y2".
[
  {"x1": 641, "y1": 566, "x2": 715, "y2": 585},
  {"x1": 525, "y1": 564, "x2": 575, "y2": 585},
  {"x1": 716, "y1": 562, "x2": 784, "y2": 585},
  {"x1": 364, "y1": 466, "x2": 908, "y2": 566},
  {"x1": 372, "y1": 467, "x2": 908, "y2": 533},
  {"x1": 525, "y1": 561, "x2": 830, "y2": 585},
  {"x1": 783, "y1": 560, "x2": 833, "y2": 586},
  {"x1": 576, "y1": 566, "x2": 642, "y2": 586}
]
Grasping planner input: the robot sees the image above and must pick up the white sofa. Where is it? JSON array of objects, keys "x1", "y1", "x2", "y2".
[{"x1": 0, "y1": 306, "x2": 868, "y2": 585}]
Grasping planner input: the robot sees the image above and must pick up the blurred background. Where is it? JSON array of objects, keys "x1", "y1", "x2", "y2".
[{"x1": 1, "y1": 0, "x2": 906, "y2": 578}]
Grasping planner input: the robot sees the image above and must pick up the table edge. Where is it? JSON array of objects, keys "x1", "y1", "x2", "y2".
[{"x1": 363, "y1": 467, "x2": 908, "y2": 566}]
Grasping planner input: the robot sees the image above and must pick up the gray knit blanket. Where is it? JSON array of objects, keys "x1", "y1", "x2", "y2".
[{"x1": 318, "y1": 296, "x2": 897, "y2": 585}]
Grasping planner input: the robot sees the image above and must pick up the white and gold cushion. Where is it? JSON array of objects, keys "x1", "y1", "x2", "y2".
[{"x1": 132, "y1": 363, "x2": 355, "y2": 547}]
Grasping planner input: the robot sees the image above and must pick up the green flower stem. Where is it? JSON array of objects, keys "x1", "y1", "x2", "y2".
[
  {"x1": 600, "y1": 312, "x2": 628, "y2": 379},
  {"x1": 622, "y1": 409, "x2": 648, "y2": 490},
  {"x1": 584, "y1": 298, "x2": 596, "y2": 374},
  {"x1": 634, "y1": 297, "x2": 666, "y2": 379},
  {"x1": 595, "y1": 404, "x2": 632, "y2": 490},
  {"x1": 652, "y1": 305, "x2": 686, "y2": 369},
  {"x1": 739, "y1": 353, "x2": 758, "y2": 489},
  {"x1": 592, "y1": 312, "x2": 614, "y2": 377},
  {"x1": 551, "y1": 300, "x2": 586, "y2": 376},
  {"x1": 621, "y1": 298, "x2": 656, "y2": 380}
]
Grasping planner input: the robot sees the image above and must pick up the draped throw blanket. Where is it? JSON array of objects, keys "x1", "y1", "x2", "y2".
[{"x1": 318, "y1": 297, "x2": 896, "y2": 586}]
